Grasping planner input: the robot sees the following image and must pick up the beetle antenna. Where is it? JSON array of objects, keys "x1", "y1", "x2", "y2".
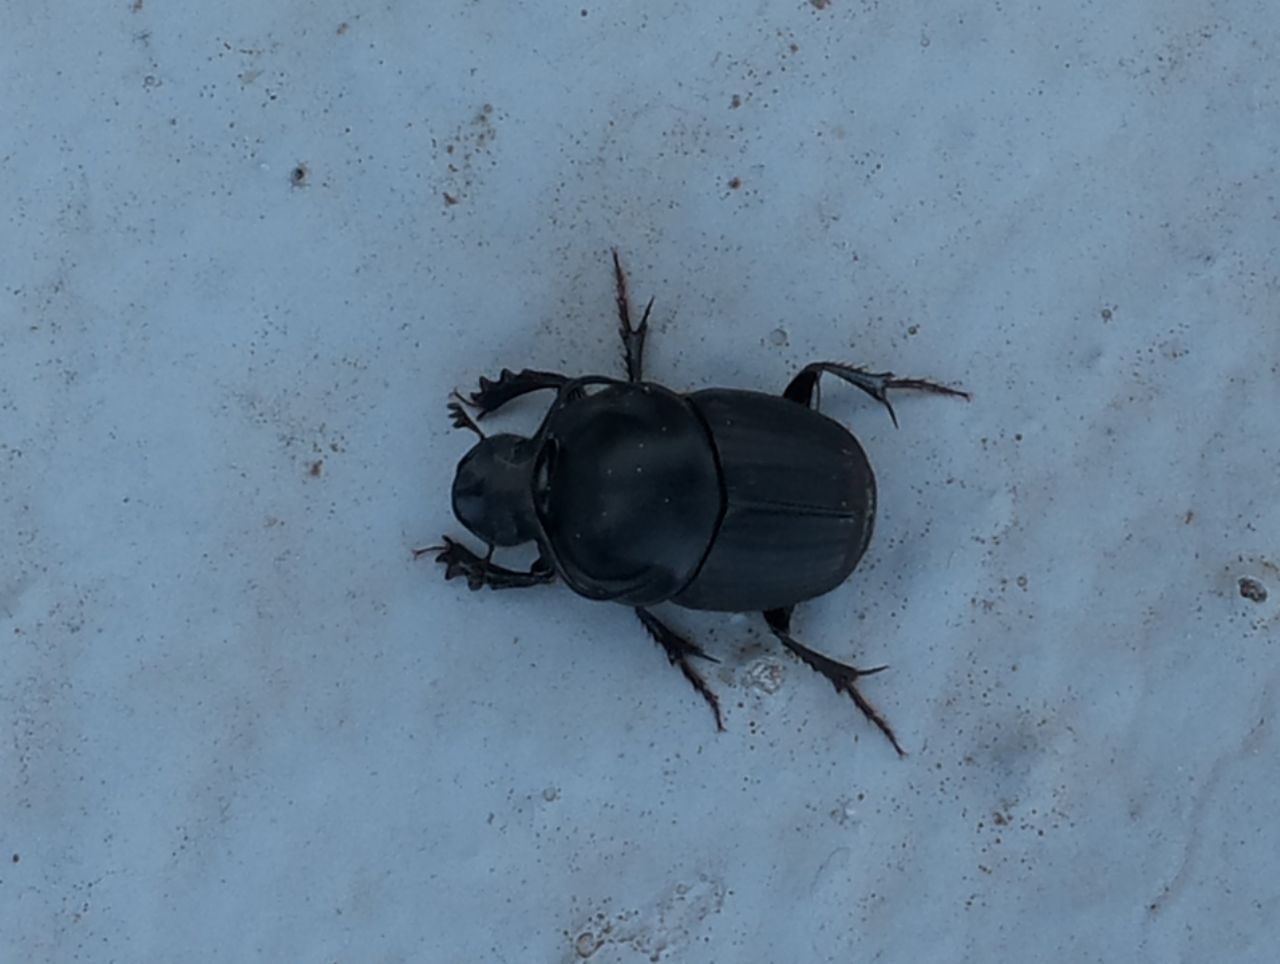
[{"x1": 447, "y1": 391, "x2": 486, "y2": 439}]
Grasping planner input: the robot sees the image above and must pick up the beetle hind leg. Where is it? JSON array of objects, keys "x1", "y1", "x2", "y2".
[
  {"x1": 784, "y1": 361, "x2": 969, "y2": 428},
  {"x1": 764, "y1": 608, "x2": 905, "y2": 756},
  {"x1": 612, "y1": 249, "x2": 652, "y2": 383},
  {"x1": 635, "y1": 607, "x2": 724, "y2": 731}
]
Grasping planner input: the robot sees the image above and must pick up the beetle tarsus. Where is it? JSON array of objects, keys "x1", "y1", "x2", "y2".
[
  {"x1": 423, "y1": 535, "x2": 556, "y2": 591},
  {"x1": 764, "y1": 608, "x2": 905, "y2": 756},
  {"x1": 785, "y1": 361, "x2": 969, "y2": 429},
  {"x1": 635, "y1": 607, "x2": 725, "y2": 731},
  {"x1": 612, "y1": 249, "x2": 651, "y2": 383},
  {"x1": 469, "y1": 368, "x2": 570, "y2": 417},
  {"x1": 447, "y1": 392, "x2": 486, "y2": 438}
]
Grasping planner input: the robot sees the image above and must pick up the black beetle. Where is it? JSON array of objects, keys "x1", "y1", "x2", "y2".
[{"x1": 423, "y1": 252, "x2": 968, "y2": 754}]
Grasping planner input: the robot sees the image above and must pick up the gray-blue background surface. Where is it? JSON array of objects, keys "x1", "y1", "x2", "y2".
[{"x1": 4, "y1": 2, "x2": 1278, "y2": 961}]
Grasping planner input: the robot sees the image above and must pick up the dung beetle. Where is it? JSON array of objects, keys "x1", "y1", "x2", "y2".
[{"x1": 422, "y1": 252, "x2": 968, "y2": 754}]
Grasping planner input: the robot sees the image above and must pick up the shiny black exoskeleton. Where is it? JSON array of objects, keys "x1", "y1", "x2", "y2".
[{"x1": 423, "y1": 252, "x2": 968, "y2": 754}]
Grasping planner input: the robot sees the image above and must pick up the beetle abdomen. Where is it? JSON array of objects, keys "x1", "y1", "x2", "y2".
[
  {"x1": 673, "y1": 389, "x2": 875, "y2": 612},
  {"x1": 536, "y1": 382, "x2": 722, "y2": 605}
]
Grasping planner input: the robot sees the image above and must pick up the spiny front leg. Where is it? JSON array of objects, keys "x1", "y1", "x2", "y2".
[
  {"x1": 467, "y1": 368, "x2": 570, "y2": 418},
  {"x1": 416, "y1": 536, "x2": 556, "y2": 591},
  {"x1": 635, "y1": 607, "x2": 724, "y2": 731},
  {"x1": 612, "y1": 249, "x2": 653, "y2": 384},
  {"x1": 764, "y1": 607, "x2": 904, "y2": 756},
  {"x1": 784, "y1": 361, "x2": 969, "y2": 427}
]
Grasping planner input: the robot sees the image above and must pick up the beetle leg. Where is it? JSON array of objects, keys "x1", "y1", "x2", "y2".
[
  {"x1": 612, "y1": 249, "x2": 652, "y2": 383},
  {"x1": 417, "y1": 536, "x2": 557, "y2": 590},
  {"x1": 763, "y1": 608, "x2": 905, "y2": 756},
  {"x1": 634, "y1": 607, "x2": 725, "y2": 731},
  {"x1": 447, "y1": 392, "x2": 486, "y2": 438},
  {"x1": 784, "y1": 362, "x2": 969, "y2": 428},
  {"x1": 468, "y1": 368, "x2": 571, "y2": 417}
]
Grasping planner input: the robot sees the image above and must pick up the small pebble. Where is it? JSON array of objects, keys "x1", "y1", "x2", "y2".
[{"x1": 1239, "y1": 577, "x2": 1267, "y2": 603}]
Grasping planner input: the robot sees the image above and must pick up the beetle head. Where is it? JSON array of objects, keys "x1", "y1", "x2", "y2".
[{"x1": 451, "y1": 433, "x2": 540, "y2": 547}]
